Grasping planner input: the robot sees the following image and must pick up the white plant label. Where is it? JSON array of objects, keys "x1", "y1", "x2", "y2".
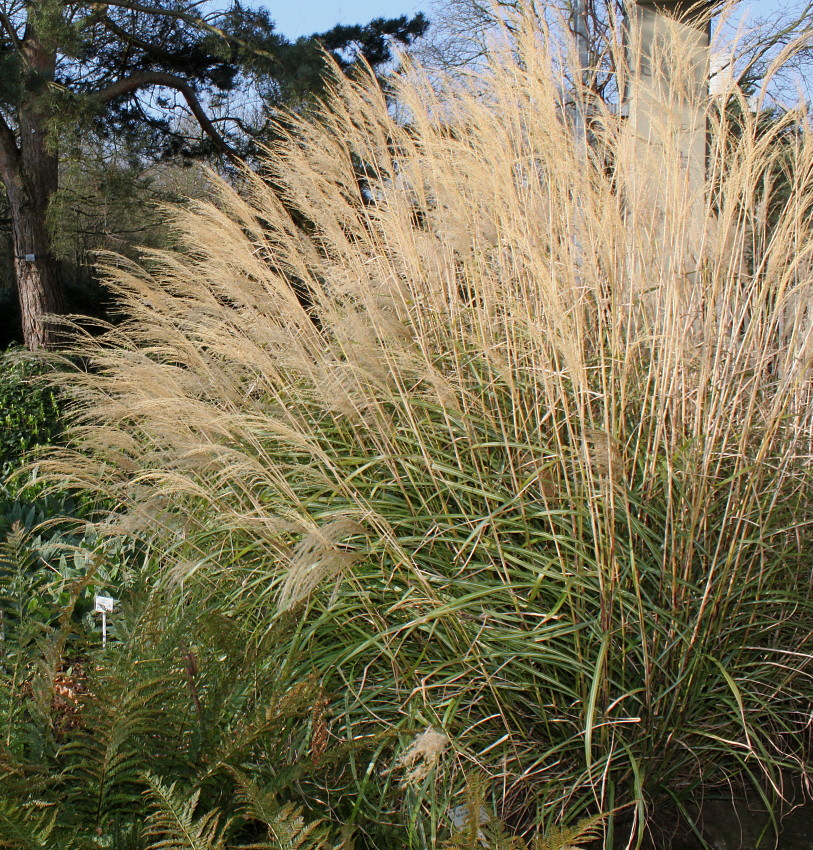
[
  {"x1": 94, "y1": 595, "x2": 116, "y2": 613},
  {"x1": 94, "y1": 595, "x2": 117, "y2": 647}
]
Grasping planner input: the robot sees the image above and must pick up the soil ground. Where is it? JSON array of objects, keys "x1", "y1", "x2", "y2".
[{"x1": 640, "y1": 784, "x2": 813, "y2": 849}]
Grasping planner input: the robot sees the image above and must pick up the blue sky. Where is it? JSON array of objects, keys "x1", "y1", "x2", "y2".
[
  {"x1": 270, "y1": 0, "x2": 432, "y2": 39},
  {"x1": 269, "y1": 0, "x2": 788, "y2": 43}
]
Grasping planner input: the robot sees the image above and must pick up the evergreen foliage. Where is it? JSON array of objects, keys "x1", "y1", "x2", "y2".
[
  {"x1": 0, "y1": 0, "x2": 427, "y2": 348},
  {"x1": 2, "y1": 0, "x2": 427, "y2": 161},
  {"x1": 0, "y1": 350, "x2": 61, "y2": 479}
]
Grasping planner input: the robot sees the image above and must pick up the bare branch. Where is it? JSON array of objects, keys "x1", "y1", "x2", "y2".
[{"x1": 735, "y1": 2, "x2": 813, "y2": 87}]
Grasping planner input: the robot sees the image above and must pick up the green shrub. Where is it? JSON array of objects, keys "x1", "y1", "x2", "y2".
[
  {"x1": 0, "y1": 555, "x2": 361, "y2": 849},
  {"x1": 0, "y1": 351, "x2": 131, "y2": 666},
  {"x1": 0, "y1": 347, "x2": 62, "y2": 481}
]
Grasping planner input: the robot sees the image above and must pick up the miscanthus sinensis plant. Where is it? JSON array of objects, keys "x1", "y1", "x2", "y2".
[{"x1": 41, "y1": 9, "x2": 813, "y2": 847}]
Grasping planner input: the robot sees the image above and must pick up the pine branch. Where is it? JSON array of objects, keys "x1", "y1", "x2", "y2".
[
  {"x1": 87, "y1": 0, "x2": 282, "y2": 65},
  {"x1": 0, "y1": 10, "x2": 22, "y2": 53},
  {"x1": 89, "y1": 72, "x2": 237, "y2": 161}
]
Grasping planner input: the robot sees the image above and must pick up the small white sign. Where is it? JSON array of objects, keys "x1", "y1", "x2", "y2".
[
  {"x1": 94, "y1": 595, "x2": 116, "y2": 614},
  {"x1": 95, "y1": 595, "x2": 117, "y2": 648}
]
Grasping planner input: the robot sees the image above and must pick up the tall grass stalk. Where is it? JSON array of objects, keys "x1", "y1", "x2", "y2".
[{"x1": 43, "y1": 11, "x2": 813, "y2": 846}]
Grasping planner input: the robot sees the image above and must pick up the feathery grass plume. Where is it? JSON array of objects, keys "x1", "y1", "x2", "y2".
[
  {"x1": 396, "y1": 726, "x2": 450, "y2": 785},
  {"x1": 277, "y1": 518, "x2": 366, "y2": 611},
  {"x1": 39, "y1": 4, "x2": 813, "y2": 844}
]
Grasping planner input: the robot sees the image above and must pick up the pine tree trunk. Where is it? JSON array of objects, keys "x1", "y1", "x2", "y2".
[
  {"x1": 16, "y1": 34, "x2": 64, "y2": 350},
  {"x1": 0, "y1": 29, "x2": 66, "y2": 350},
  {"x1": 11, "y1": 204, "x2": 65, "y2": 351}
]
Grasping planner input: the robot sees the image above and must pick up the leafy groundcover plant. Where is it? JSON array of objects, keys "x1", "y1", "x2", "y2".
[{"x1": 23, "y1": 9, "x2": 813, "y2": 849}]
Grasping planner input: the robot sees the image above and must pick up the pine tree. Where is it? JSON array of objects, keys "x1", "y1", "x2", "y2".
[{"x1": 0, "y1": 0, "x2": 427, "y2": 349}]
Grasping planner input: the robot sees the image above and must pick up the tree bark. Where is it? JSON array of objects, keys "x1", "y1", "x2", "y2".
[
  {"x1": 0, "y1": 50, "x2": 236, "y2": 350},
  {"x1": 11, "y1": 198, "x2": 65, "y2": 351},
  {"x1": 0, "y1": 26, "x2": 66, "y2": 350},
  {"x1": 14, "y1": 98, "x2": 64, "y2": 348}
]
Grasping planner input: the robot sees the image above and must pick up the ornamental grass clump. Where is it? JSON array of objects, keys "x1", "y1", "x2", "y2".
[{"x1": 42, "y1": 11, "x2": 813, "y2": 846}]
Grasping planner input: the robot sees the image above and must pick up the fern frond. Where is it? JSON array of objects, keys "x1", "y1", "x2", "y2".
[
  {"x1": 445, "y1": 775, "x2": 507, "y2": 849},
  {"x1": 201, "y1": 678, "x2": 320, "y2": 783},
  {"x1": 61, "y1": 671, "x2": 182, "y2": 824},
  {"x1": 531, "y1": 815, "x2": 606, "y2": 850},
  {"x1": 0, "y1": 798, "x2": 59, "y2": 849},
  {"x1": 143, "y1": 774, "x2": 226, "y2": 850},
  {"x1": 230, "y1": 769, "x2": 327, "y2": 850},
  {"x1": 0, "y1": 523, "x2": 41, "y2": 629},
  {"x1": 445, "y1": 778, "x2": 605, "y2": 849},
  {"x1": 0, "y1": 523, "x2": 36, "y2": 573}
]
